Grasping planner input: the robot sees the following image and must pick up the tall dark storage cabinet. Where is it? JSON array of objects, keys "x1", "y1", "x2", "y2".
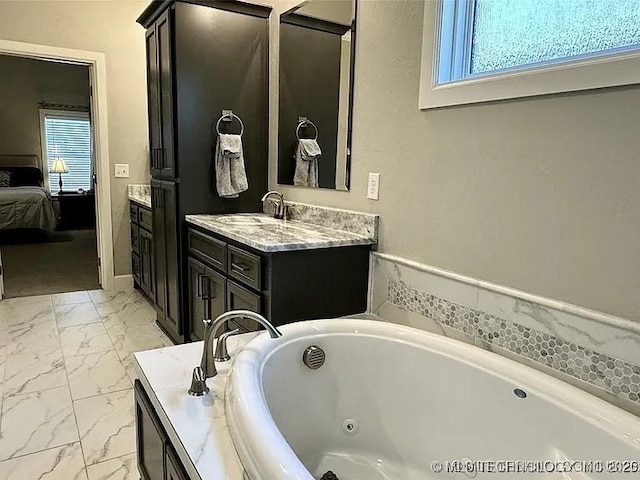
[{"x1": 138, "y1": 0, "x2": 270, "y2": 343}]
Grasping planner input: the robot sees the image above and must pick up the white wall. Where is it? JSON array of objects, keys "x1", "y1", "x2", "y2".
[
  {"x1": 0, "y1": 0, "x2": 149, "y2": 276},
  {"x1": 0, "y1": 55, "x2": 90, "y2": 160},
  {"x1": 270, "y1": 0, "x2": 640, "y2": 322}
]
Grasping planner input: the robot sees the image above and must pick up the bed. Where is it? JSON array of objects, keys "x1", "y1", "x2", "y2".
[{"x1": 0, "y1": 155, "x2": 57, "y2": 234}]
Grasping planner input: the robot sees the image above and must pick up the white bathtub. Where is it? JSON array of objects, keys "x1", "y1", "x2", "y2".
[{"x1": 226, "y1": 319, "x2": 640, "y2": 480}]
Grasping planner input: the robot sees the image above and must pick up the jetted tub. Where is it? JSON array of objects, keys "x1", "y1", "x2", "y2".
[{"x1": 226, "y1": 319, "x2": 640, "y2": 479}]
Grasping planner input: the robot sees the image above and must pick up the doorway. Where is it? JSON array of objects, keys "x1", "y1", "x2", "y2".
[{"x1": 0, "y1": 39, "x2": 115, "y2": 299}]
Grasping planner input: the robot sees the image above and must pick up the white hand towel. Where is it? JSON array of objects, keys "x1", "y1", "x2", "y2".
[
  {"x1": 215, "y1": 133, "x2": 248, "y2": 198},
  {"x1": 293, "y1": 138, "x2": 321, "y2": 188}
]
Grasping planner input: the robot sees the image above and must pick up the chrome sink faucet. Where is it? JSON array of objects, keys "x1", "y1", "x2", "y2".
[
  {"x1": 188, "y1": 310, "x2": 282, "y2": 396},
  {"x1": 261, "y1": 190, "x2": 287, "y2": 219}
]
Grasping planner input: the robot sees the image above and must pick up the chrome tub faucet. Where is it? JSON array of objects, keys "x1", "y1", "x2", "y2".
[{"x1": 188, "y1": 310, "x2": 282, "y2": 396}]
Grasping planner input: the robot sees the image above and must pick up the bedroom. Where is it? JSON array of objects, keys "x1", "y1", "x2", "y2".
[{"x1": 0, "y1": 54, "x2": 99, "y2": 298}]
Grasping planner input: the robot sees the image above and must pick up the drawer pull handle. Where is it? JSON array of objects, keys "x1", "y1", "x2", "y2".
[
  {"x1": 231, "y1": 262, "x2": 249, "y2": 274},
  {"x1": 202, "y1": 276, "x2": 214, "y2": 301}
]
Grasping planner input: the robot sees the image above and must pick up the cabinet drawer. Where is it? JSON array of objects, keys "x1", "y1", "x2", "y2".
[
  {"x1": 227, "y1": 245, "x2": 261, "y2": 291},
  {"x1": 131, "y1": 224, "x2": 140, "y2": 253},
  {"x1": 130, "y1": 203, "x2": 139, "y2": 225},
  {"x1": 226, "y1": 280, "x2": 261, "y2": 332},
  {"x1": 188, "y1": 229, "x2": 227, "y2": 273},
  {"x1": 138, "y1": 206, "x2": 153, "y2": 232}
]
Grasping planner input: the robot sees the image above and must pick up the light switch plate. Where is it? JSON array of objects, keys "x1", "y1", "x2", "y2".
[
  {"x1": 114, "y1": 164, "x2": 130, "y2": 178},
  {"x1": 367, "y1": 173, "x2": 380, "y2": 200}
]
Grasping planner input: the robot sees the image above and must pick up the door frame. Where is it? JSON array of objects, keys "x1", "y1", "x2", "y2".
[{"x1": 0, "y1": 39, "x2": 115, "y2": 290}]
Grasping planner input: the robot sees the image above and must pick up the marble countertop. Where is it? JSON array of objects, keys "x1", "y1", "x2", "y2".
[
  {"x1": 128, "y1": 193, "x2": 151, "y2": 209},
  {"x1": 185, "y1": 213, "x2": 376, "y2": 252},
  {"x1": 134, "y1": 333, "x2": 259, "y2": 480}
]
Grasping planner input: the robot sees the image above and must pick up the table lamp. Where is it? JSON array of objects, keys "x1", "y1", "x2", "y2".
[{"x1": 50, "y1": 158, "x2": 68, "y2": 194}]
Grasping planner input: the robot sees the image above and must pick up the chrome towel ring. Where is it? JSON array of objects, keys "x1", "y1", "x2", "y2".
[
  {"x1": 296, "y1": 118, "x2": 318, "y2": 141},
  {"x1": 216, "y1": 110, "x2": 244, "y2": 136}
]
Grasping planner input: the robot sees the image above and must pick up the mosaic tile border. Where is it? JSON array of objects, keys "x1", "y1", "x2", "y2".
[{"x1": 388, "y1": 280, "x2": 640, "y2": 405}]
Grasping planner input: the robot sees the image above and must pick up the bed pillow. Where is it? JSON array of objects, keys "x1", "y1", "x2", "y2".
[
  {"x1": 0, "y1": 171, "x2": 11, "y2": 187},
  {"x1": 9, "y1": 167, "x2": 43, "y2": 187}
]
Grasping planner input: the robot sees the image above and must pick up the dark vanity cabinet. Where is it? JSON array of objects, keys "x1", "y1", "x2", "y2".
[
  {"x1": 135, "y1": 380, "x2": 189, "y2": 480},
  {"x1": 186, "y1": 226, "x2": 371, "y2": 341},
  {"x1": 137, "y1": 0, "x2": 271, "y2": 344},
  {"x1": 130, "y1": 202, "x2": 154, "y2": 300}
]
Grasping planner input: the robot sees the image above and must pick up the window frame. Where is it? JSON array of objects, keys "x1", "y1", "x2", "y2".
[
  {"x1": 420, "y1": 0, "x2": 640, "y2": 110},
  {"x1": 39, "y1": 109, "x2": 93, "y2": 193}
]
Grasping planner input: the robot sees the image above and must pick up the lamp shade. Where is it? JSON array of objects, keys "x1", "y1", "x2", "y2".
[{"x1": 50, "y1": 158, "x2": 68, "y2": 174}]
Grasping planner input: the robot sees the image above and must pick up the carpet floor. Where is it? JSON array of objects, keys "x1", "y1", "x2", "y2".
[{"x1": 1, "y1": 229, "x2": 100, "y2": 298}]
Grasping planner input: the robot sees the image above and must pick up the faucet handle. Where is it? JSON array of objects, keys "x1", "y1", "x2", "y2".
[
  {"x1": 188, "y1": 366, "x2": 209, "y2": 397},
  {"x1": 214, "y1": 328, "x2": 241, "y2": 362}
]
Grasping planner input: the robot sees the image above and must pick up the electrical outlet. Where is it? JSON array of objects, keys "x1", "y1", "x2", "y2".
[
  {"x1": 367, "y1": 173, "x2": 380, "y2": 200},
  {"x1": 114, "y1": 164, "x2": 130, "y2": 178}
]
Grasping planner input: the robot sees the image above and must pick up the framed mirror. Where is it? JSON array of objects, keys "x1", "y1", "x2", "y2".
[{"x1": 277, "y1": 0, "x2": 356, "y2": 191}]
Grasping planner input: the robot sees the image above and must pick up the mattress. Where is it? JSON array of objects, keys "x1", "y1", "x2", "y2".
[{"x1": 0, "y1": 186, "x2": 57, "y2": 233}]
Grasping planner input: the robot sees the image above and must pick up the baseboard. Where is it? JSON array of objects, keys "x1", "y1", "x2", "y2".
[{"x1": 113, "y1": 274, "x2": 134, "y2": 292}]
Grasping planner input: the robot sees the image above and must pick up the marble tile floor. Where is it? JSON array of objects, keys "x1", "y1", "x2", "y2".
[{"x1": 0, "y1": 289, "x2": 172, "y2": 479}]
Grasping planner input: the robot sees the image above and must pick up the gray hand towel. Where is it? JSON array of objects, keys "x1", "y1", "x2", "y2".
[
  {"x1": 215, "y1": 133, "x2": 248, "y2": 198},
  {"x1": 293, "y1": 138, "x2": 321, "y2": 188}
]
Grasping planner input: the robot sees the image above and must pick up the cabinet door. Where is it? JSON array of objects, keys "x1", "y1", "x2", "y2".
[
  {"x1": 135, "y1": 380, "x2": 166, "y2": 480},
  {"x1": 166, "y1": 445, "x2": 189, "y2": 480},
  {"x1": 188, "y1": 257, "x2": 207, "y2": 341},
  {"x1": 226, "y1": 280, "x2": 261, "y2": 332},
  {"x1": 156, "y1": 9, "x2": 175, "y2": 178},
  {"x1": 146, "y1": 232, "x2": 155, "y2": 299},
  {"x1": 130, "y1": 223, "x2": 139, "y2": 254},
  {"x1": 140, "y1": 229, "x2": 154, "y2": 298},
  {"x1": 151, "y1": 180, "x2": 180, "y2": 339},
  {"x1": 151, "y1": 184, "x2": 165, "y2": 317},
  {"x1": 145, "y1": 26, "x2": 162, "y2": 176},
  {"x1": 203, "y1": 267, "x2": 227, "y2": 332},
  {"x1": 132, "y1": 252, "x2": 141, "y2": 287}
]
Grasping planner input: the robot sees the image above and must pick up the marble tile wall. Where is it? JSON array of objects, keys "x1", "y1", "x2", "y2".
[
  {"x1": 370, "y1": 252, "x2": 640, "y2": 415},
  {"x1": 0, "y1": 289, "x2": 172, "y2": 479}
]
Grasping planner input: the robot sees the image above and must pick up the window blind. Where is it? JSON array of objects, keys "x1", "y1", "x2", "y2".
[{"x1": 44, "y1": 114, "x2": 93, "y2": 192}]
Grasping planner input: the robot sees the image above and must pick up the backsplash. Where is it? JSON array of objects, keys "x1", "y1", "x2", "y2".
[
  {"x1": 128, "y1": 184, "x2": 151, "y2": 197},
  {"x1": 370, "y1": 253, "x2": 640, "y2": 415},
  {"x1": 263, "y1": 200, "x2": 379, "y2": 240}
]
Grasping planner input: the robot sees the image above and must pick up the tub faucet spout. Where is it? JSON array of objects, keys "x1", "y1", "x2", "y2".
[{"x1": 189, "y1": 310, "x2": 282, "y2": 395}]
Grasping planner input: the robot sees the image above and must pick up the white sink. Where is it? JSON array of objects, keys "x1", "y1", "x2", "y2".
[{"x1": 212, "y1": 215, "x2": 272, "y2": 226}]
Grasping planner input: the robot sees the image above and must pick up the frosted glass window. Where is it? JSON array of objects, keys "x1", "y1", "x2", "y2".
[
  {"x1": 470, "y1": 0, "x2": 640, "y2": 75},
  {"x1": 422, "y1": 0, "x2": 640, "y2": 108}
]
